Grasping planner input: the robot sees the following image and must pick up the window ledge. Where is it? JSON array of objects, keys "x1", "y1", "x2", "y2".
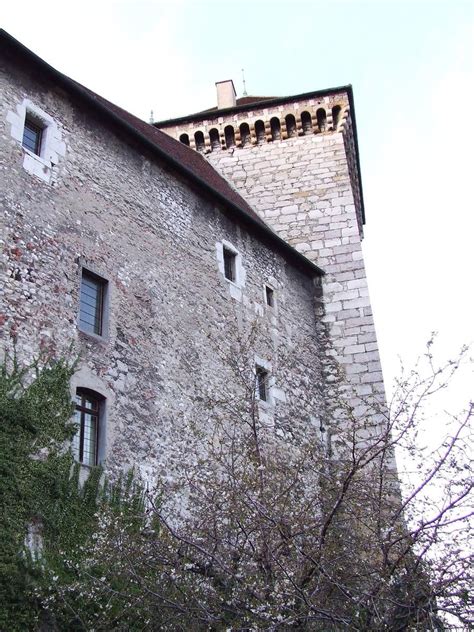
[
  {"x1": 78, "y1": 328, "x2": 108, "y2": 344},
  {"x1": 23, "y1": 147, "x2": 51, "y2": 167}
]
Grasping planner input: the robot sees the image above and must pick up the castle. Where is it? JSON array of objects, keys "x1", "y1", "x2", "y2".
[{"x1": 1, "y1": 30, "x2": 386, "y2": 479}]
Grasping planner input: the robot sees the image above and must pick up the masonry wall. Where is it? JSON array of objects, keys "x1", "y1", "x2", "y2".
[
  {"x1": 205, "y1": 122, "x2": 387, "y2": 420},
  {"x1": 0, "y1": 61, "x2": 327, "y2": 483}
]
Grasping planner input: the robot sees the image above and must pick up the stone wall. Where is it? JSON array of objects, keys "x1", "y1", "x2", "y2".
[
  {"x1": 205, "y1": 120, "x2": 387, "y2": 421},
  {"x1": 0, "y1": 61, "x2": 327, "y2": 483}
]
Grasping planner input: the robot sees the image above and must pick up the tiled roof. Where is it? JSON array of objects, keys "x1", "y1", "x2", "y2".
[{"x1": 75, "y1": 82, "x2": 266, "y2": 227}]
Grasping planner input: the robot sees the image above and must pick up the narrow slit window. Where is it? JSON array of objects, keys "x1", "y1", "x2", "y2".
[
  {"x1": 79, "y1": 271, "x2": 106, "y2": 336},
  {"x1": 223, "y1": 247, "x2": 236, "y2": 282},
  {"x1": 22, "y1": 117, "x2": 43, "y2": 155},
  {"x1": 265, "y1": 286, "x2": 274, "y2": 307},
  {"x1": 256, "y1": 367, "x2": 269, "y2": 402}
]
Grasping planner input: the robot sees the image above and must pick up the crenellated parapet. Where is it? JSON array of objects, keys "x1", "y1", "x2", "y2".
[
  {"x1": 156, "y1": 86, "x2": 364, "y2": 237},
  {"x1": 159, "y1": 94, "x2": 349, "y2": 153}
]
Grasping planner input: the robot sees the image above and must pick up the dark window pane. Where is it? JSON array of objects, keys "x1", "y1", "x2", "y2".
[
  {"x1": 223, "y1": 248, "x2": 236, "y2": 282},
  {"x1": 22, "y1": 118, "x2": 43, "y2": 155},
  {"x1": 256, "y1": 368, "x2": 268, "y2": 401},
  {"x1": 79, "y1": 272, "x2": 105, "y2": 335},
  {"x1": 265, "y1": 286, "x2": 274, "y2": 307},
  {"x1": 73, "y1": 391, "x2": 100, "y2": 466}
]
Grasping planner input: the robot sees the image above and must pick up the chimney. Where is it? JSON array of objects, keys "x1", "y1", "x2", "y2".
[{"x1": 216, "y1": 80, "x2": 237, "y2": 109}]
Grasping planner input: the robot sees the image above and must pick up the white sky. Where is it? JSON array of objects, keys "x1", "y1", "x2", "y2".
[{"x1": 3, "y1": 0, "x2": 474, "y2": 408}]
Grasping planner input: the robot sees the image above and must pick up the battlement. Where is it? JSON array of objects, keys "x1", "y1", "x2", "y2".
[
  {"x1": 156, "y1": 85, "x2": 365, "y2": 232},
  {"x1": 157, "y1": 90, "x2": 350, "y2": 154}
]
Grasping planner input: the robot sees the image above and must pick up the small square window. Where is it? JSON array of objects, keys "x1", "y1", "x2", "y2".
[
  {"x1": 265, "y1": 285, "x2": 274, "y2": 307},
  {"x1": 79, "y1": 271, "x2": 107, "y2": 336},
  {"x1": 256, "y1": 366, "x2": 269, "y2": 402},
  {"x1": 22, "y1": 116, "x2": 44, "y2": 155},
  {"x1": 223, "y1": 247, "x2": 236, "y2": 282}
]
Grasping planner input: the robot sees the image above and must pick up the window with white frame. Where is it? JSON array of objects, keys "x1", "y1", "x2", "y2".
[
  {"x1": 6, "y1": 98, "x2": 66, "y2": 183},
  {"x1": 216, "y1": 240, "x2": 246, "y2": 300}
]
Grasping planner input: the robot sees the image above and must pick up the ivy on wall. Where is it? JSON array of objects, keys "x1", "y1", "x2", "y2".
[{"x1": 0, "y1": 355, "x2": 150, "y2": 631}]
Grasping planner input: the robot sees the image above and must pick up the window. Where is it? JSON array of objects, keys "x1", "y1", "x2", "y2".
[
  {"x1": 179, "y1": 133, "x2": 190, "y2": 146},
  {"x1": 301, "y1": 111, "x2": 313, "y2": 135},
  {"x1": 223, "y1": 247, "x2": 236, "y2": 282},
  {"x1": 256, "y1": 367, "x2": 269, "y2": 402},
  {"x1": 265, "y1": 285, "x2": 274, "y2": 307},
  {"x1": 224, "y1": 125, "x2": 236, "y2": 148},
  {"x1": 255, "y1": 120, "x2": 266, "y2": 144},
  {"x1": 239, "y1": 122, "x2": 251, "y2": 147},
  {"x1": 209, "y1": 128, "x2": 221, "y2": 150},
  {"x1": 270, "y1": 117, "x2": 281, "y2": 141},
  {"x1": 316, "y1": 108, "x2": 327, "y2": 133},
  {"x1": 72, "y1": 389, "x2": 102, "y2": 466},
  {"x1": 7, "y1": 99, "x2": 66, "y2": 184},
  {"x1": 194, "y1": 131, "x2": 205, "y2": 151},
  {"x1": 332, "y1": 105, "x2": 341, "y2": 131},
  {"x1": 285, "y1": 114, "x2": 297, "y2": 138},
  {"x1": 22, "y1": 116, "x2": 43, "y2": 155},
  {"x1": 79, "y1": 270, "x2": 107, "y2": 336}
]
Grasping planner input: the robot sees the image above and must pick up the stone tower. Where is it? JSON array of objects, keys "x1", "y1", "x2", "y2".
[{"x1": 156, "y1": 82, "x2": 386, "y2": 418}]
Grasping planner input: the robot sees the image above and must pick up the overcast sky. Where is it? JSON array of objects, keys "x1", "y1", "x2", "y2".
[{"x1": 3, "y1": 0, "x2": 473, "y2": 409}]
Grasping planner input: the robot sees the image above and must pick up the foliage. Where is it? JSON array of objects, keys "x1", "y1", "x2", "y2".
[
  {"x1": 0, "y1": 353, "x2": 76, "y2": 630},
  {"x1": 0, "y1": 354, "x2": 151, "y2": 631}
]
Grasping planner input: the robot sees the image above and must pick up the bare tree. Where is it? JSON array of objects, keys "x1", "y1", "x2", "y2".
[
  {"x1": 103, "y1": 334, "x2": 467, "y2": 630},
  {"x1": 42, "y1": 335, "x2": 473, "y2": 630}
]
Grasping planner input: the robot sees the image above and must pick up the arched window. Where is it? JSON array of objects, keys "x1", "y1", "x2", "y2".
[
  {"x1": 194, "y1": 131, "x2": 205, "y2": 151},
  {"x1": 209, "y1": 128, "x2": 221, "y2": 151},
  {"x1": 179, "y1": 133, "x2": 190, "y2": 146},
  {"x1": 332, "y1": 105, "x2": 341, "y2": 131},
  {"x1": 285, "y1": 114, "x2": 297, "y2": 138},
  {"x1": 224, "y1": 125, "x2": 235, "y2": 149},
  {"x1": 270, "y1": 117, "x2": 281, "y2": 141},
  {"x1": 316, "y1": 108, "x2": 327, "y2": 133},
  {"x1": 301, "y1": 111, "x2": 312, "y2": 135},
  {"x1": 239, "y1": 122, "x2": 251, "y2": 147},
  {"x1": 255, "y1": 120, "x2": 266, "y2": 144},
  {"x1": 73, "y1": 388, "x2": 105, "y2": 466}
]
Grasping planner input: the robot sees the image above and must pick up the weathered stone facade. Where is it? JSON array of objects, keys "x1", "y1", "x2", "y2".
[
  {"x1": 1, "y1": 38, "x2": 331, "y2": 483},
  {"x1": 157, "y1": 86, "x2": 386, "y2": 425}
]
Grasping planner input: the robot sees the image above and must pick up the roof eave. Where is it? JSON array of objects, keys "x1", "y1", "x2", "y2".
[{"x1": 154, "y1": 85, "x2": 354, "y2": 127}]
